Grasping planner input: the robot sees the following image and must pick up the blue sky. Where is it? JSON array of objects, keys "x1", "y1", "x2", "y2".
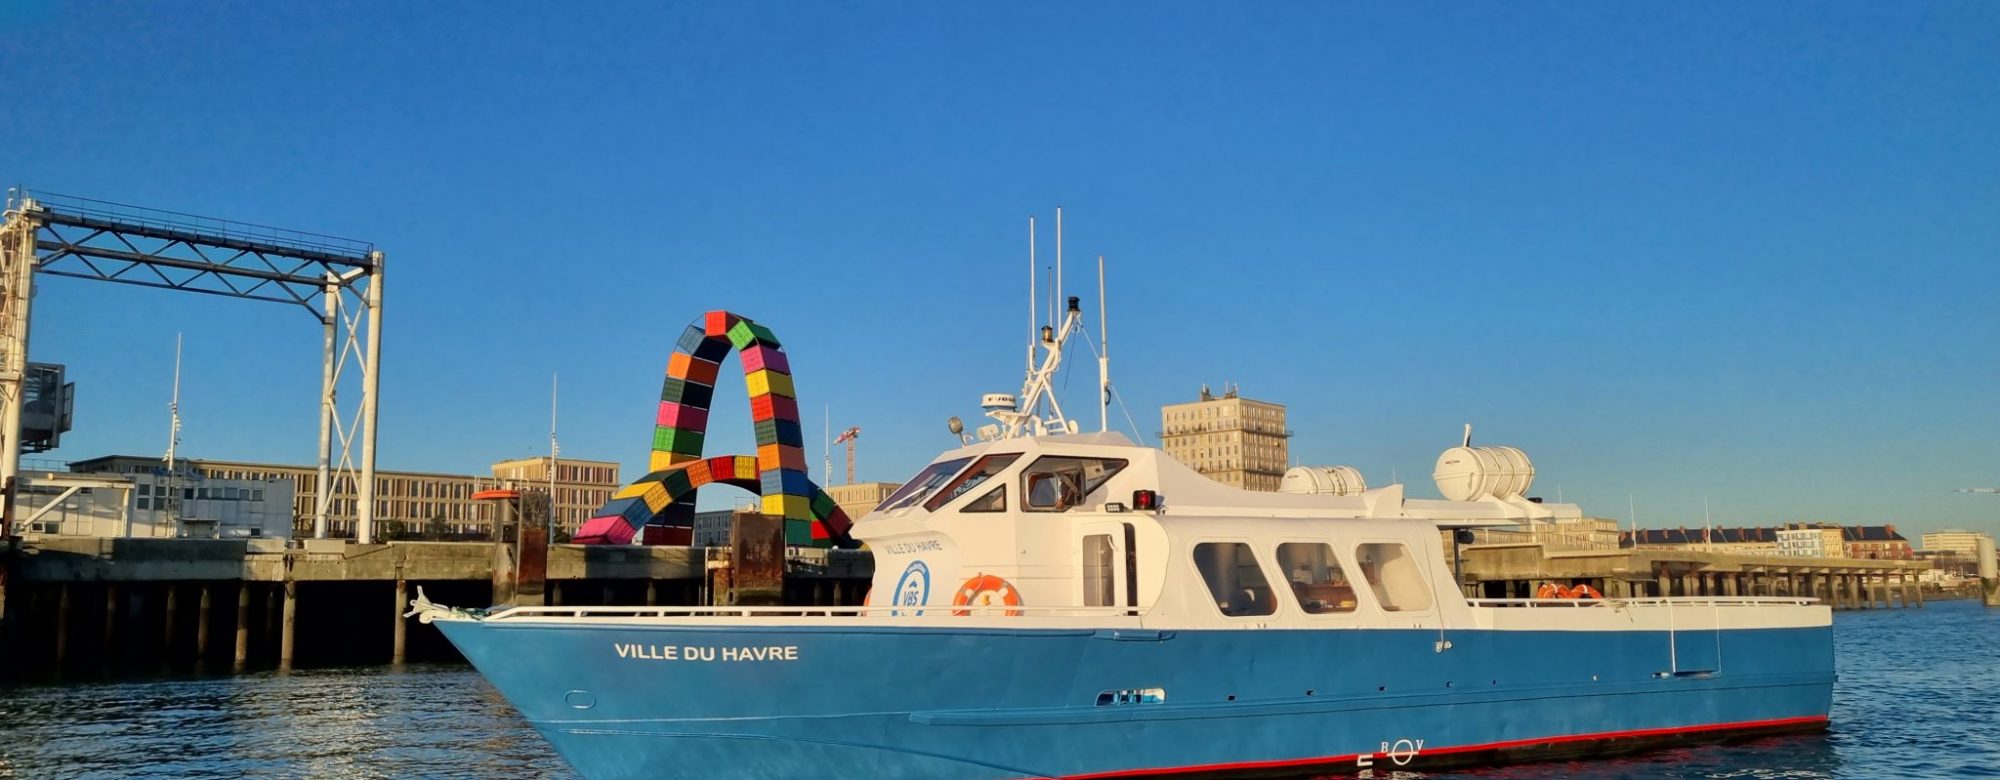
[{"x1": 1, "y1": 2, "x2": 1995, "y2": 536}]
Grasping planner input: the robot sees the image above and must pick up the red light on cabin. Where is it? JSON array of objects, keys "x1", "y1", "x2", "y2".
[{"x1": 1132, "y1": 490, "x2": 1161, "y2": 511}]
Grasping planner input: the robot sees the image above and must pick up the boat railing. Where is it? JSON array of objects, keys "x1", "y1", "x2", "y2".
[
  {"x1": 1467, "y1": 596, "x2": 1820, "y2": 609},
  {"x1": 479, "y1": 604, "x2": 1147, "y2": 621}
]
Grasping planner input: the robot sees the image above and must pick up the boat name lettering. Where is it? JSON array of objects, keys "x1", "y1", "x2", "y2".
[
  {"x1": 885, "y1": 540, "x2": 943, "y2": 554},
  {"x1": 612, "y1": 644, "x2": 800, "y2": 662}
]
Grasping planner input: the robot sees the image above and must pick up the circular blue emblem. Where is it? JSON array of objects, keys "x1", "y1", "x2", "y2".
[{"x1": 892, "y1": 560, "x2": 930, "y2": 616}]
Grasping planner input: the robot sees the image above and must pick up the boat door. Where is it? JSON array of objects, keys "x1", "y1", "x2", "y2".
[{"x1": 1077, "y1": 521, "x2": 1139, "y2": 614}]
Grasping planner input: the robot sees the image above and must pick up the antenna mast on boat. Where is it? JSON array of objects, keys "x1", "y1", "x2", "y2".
[
  {"x1": 1097, "y1": 254, "x2": 1109, "y2": 433},
  {"x1": 164, "y1": 332, "x2": 183, "y2": 533},
  {"x1": 1028, "y1": 216, "x2": 1037, "y2": 375},
  {"x1": 984, "y1": 206, "x2": 1083, "y2": 440}
]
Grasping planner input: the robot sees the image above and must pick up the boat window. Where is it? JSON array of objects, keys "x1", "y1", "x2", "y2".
[
  {"x1": 1082, "y1": 534, "x2": 1115, "y2": 606},
  {"x1": 1355, "y1": 542, "x2": 1435, "y2": 612},
  {"x1": 1193, "y1": 542, "x2": 1276, "y2": 617},
  {"x1": 879, "y1": 457, "x2": 973, "y2": 512},
  {"x1": 924, "y1": 453, "x2": 1021, "y2": 511},
  {"x1": 962, "y1": 485, "x2": 1006, "y2": 513},
  {"x1": 1021, "y1": 456, "x2": 1128, "y2": 512},
  {"x1": 1276, "y1": 542, "x2": 1357, "y2": 614}
]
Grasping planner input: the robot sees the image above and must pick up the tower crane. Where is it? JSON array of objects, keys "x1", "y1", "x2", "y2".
[{"x1": 834, "y1": 426, "x2": 861, "y2": 485}]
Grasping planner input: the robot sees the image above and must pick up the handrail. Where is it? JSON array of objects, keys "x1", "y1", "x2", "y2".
[
  {"x1": 1467, "y1": 596, "x2": 1819, "y2": 608},
  {"x1": 482, "y1": 604, "x2": 1146, "y2": 621}
]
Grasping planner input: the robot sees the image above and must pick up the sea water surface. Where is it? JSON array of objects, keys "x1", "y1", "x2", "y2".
[{"x1": 0, "y1": 598, "x2": 1994, "y2": 779}]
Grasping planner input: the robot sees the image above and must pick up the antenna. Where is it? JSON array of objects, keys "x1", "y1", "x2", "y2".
[
  {"x1": 1703, "y1": 497, "x2": 1713, "y2": 552},
  {"x1": 823, "y1": 404, "x2": 832, "y2": 485},
  {"x1": 1461, "y1": 423, "x2": 1472, "y2": 448},
  {"x1": 1097, "y1": 254, "x2": 1109, "y2": 433},
  {"x1": 1055, "y1": 206, "x2": 1063, "y2": 330},
  {"x1": 1028, "y1": 216, "x2": 1038, "y2": 374}
]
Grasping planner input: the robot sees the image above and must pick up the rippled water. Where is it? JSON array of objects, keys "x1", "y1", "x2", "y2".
[{"x1": 0, "y1": 599, "x2": 1993, "y2": 779}]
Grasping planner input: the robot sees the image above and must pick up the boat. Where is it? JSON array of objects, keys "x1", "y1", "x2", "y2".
[{"x1": 414, "y1": 238, "x2": 1833, "y2": 779}]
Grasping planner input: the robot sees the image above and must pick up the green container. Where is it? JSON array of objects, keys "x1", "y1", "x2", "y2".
[
  {"x1": 809, "y1": 491, "x2": 836, "y2": 518},
  {"x1": 785, "y1": 520, "x2": 814, "y2": 546},
  {"x1": 727, "y1": 319, "x2": 782, "y2": 350},
  {"x1": 652, "y1": 426, "x2": 706, "y2": 456}
]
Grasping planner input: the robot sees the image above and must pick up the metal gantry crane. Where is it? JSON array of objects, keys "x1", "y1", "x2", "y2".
[{"x1": 834, "y1": 426, "x2": 861, "y2": 485}]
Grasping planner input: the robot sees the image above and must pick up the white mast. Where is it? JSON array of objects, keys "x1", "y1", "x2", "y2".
[
  {"x1": 162, "y1": 332, "x2": 183, "y2": 536},
  {"x1": 549, "y1": 372, "x2": 559, "y2": 536},
  {"x1": 822, "y1": 405, "x2": 831, "y2": 485},
  {"x1": 1097, "y1": 254, "x2": 1109, "y2": 433}
]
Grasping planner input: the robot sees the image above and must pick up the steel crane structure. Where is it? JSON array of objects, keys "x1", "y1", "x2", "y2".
[
  {"x1": 0, "y1": 189, "x2": 386, "y2": 542},
  {"x1": 834, "y1": 426, "x2": 860, "y2": 485}
]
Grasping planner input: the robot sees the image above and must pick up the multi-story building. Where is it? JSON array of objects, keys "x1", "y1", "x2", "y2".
[
  {"x1": 826, "y1": 482, "x2": 901, "y2": 522},
  {"x1": 67, "y1": 454, "x2": 620, "y2": 539},
  {"x1": 1160, "y1": 385, "x2": 1289, "y2": 491},
  {"x1": 1777, "y1": 523, "x2": 1846, "y2": 558},
  {"x1": 1921, "y1": 529, "x2": 1993, "y2": 558},
  {"x1": 490, "y1": 457, "x2": 623, "y2": 539},
  {"x1": 1843, "y1": 525, "x2": 1912, "y2": 560},
  {"x1": 1621, "y1": 527, "x2": 1780, "y2": 554}
]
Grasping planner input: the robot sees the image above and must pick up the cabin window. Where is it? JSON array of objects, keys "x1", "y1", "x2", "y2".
[
  {"x1": 924, "y1": 453, "x2": 1021, "y2": 511},
  {"x1": 1082, "y1": 533, "x2": 1115, "y2": 606},
  {"x1": 880, "y1": 457, "x2": 973, "y2": 511},
  {"x1": 1194, "y1": 542, "x2": 1276, "y2": 617},
  {"x1": 1021, "y1": 456, "x2": 1128, "y2": 512},
  {"x1": 1355, "y1": 542, "x2": 1434, "y2": 612},
  {"x1": 962, "y1": 485, "x2": 1006, "y2": 513},
  {"x1": 1276, "y1": 542, "x2": 1357, "y2": 614}
]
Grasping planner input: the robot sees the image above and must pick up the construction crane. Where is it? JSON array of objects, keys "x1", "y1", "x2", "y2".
[{"x1": 834, "y1": 426, "x2": 861, "y2": 485}]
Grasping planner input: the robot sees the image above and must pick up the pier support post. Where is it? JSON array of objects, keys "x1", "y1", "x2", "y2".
[
  {"x1": 280, "y1": 580, "x2": 297, "y2": 669},
  {"x1": 102, "y1": 584, "x2": 118, "y2": 665},
  {"x1": 392, "y1": 579, "x2": 407, "y2": 665},
  {"x1": 1655, "y1": 569, "x2": 1672, "y2": 598},
  {"x1": 233, "y1": 584, "x2": 250, "y2": 669},
  {"x1": 197, "y1": 584, "x2": 212, "y2": 658},
  {"x1": 54, "y1": 583, "x2": 68, "y2": 665},
  {"x1": 163, "y1": 584, "x2": 179, "y2": 657},
  {"x1": 1722, "y1": 574, "x2": 1738, "y2": 597},
  {"x1": 644, "y1": 580, "x2": 657, "y2": 607}
]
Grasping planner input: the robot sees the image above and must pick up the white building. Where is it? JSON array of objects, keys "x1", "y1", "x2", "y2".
[
  {"x1": 1921, "y1": 529, "x2": 1993, "y2": 558},
  {"x1": 14, "y1": 469, "x2": 294, "y2": 540}
]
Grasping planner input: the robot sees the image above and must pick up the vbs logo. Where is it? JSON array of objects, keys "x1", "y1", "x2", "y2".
[{"x1": 893, "y1": 561, "x2": 931, "y2": 616}]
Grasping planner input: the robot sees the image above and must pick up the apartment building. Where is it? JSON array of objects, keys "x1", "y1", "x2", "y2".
[{"x1": 1160, "y1": 385, "x2": 1289, "y2": 491}]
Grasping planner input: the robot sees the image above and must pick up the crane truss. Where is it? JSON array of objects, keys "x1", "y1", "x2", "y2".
[{"x1": 0, "y1": 189, "x2": 389, "y2": 542}]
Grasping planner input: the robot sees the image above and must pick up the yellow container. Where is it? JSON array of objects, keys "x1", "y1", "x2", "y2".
[{"x1": 744, "y1": 369, "x2": 796, "y2": 399}]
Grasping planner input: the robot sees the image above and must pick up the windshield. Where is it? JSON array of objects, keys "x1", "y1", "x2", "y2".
[
  {"x1": 879, "y1": 457, "x2": 974, "y2": 512},
  {"x1": 924, "y1": 453, "x2": 1022, "y2": 511}
]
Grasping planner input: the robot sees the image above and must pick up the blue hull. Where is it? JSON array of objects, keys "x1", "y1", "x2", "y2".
[{"x1": 435, "y1": 620, "x2": 1832, "y2": 779}]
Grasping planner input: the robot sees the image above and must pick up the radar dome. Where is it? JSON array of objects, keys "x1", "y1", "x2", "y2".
[
  {"x1": 1279, "y1": 466, "x2": 1368, "y2": 497},
  {"x1": 1432, "y1": 446, "x2": 1535, "y2": 502}
]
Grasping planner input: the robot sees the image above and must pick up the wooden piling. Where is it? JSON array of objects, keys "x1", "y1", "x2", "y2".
[
  {"x1": 392, "y1": 578, "x2": 408, "y2": 665},
  {"x1": 163, "y1": 584, "x2": 179, "y2": 656},
  {"x1": 232, "y1": 584, "x2": 250, "y2": 669},
  {"x1": 54, "y1": 583, "x2": 68, "y2": 666},
  {"x1": 279, "y1": 580, "x2": 297, "y2": 669},
  {"x1": 197, "y1": 584, "x2": 212, "y2": 658}
]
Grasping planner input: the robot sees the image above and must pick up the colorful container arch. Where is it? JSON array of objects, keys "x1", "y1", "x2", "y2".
[{"x1": 576, "y1": 311, "x2": 855, "y2": 548}]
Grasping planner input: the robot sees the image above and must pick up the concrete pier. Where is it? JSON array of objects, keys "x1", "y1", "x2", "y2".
[
  {"x1": 1461, "y1": 543, "x2": 1929, "y2": 610},
  {"x1": 0, "y1": 537, "x2": 870, "y2": 676}
]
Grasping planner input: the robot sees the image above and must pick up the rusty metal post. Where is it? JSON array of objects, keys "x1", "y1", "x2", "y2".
[
  {"x1": 516, "y1": 491, "x2": 549, "y2": 607},
  {"x1": 730, "y1": 513, "x2": 785, "y2": 606}
]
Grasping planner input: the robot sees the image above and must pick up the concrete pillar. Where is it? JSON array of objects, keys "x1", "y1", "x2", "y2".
[
  {"x1": 163, "y1": 584, "x2": 179, "y2": 655},
  {"x1": 392, "y1": 579, "x2": 408, "y2": 665},
  {"x1": 233, "y1": 584, "x2": 250, "y2": 668},
  {"x1": 1722, "y1": 574, "x2": 1739, "y2": 597},
  {"x1": 1681, "y1": 572, "x2": 1698, "y2": 599},
  {"x1": 1915, "y1": 581, "x2": 1926, "y2": 607},
  {"x1": 280, "y1": 580, "x2": 297, "y2": 669},
  {"x1": 197, "y1": 584, "x2": 212, "y2": 658},
  {"x1": 644, "y1": 580, "x2": 657, "y2": 606},
  {"x1": 1656, "y1": 569, "x2": 1673, "y2": 599},
  {"x1": 54, "y1": 584, "x2": 68, "y2": 665}
]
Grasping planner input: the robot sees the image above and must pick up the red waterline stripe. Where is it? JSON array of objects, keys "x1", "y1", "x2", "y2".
[{"x1": 1062, "y1": 714, "x2": 1829, "y2": 779}]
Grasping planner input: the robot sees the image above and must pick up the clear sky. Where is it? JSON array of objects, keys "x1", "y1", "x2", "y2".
[{"x1": 1, "y1": 2, "x2": 1995, "y2": 537}]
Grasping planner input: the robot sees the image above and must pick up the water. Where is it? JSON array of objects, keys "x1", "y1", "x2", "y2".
[{"x1": 0, "y1": 600, "x2": 1994, "y2": 779}]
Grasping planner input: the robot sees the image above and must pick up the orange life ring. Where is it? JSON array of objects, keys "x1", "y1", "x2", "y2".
[
  {"x1": 951, "y1": 574, "x2": 1023, "y2": 616},
  {"x1": 1567, "y1": 584, "x2": 1603, "y2": 599},
  {"x1": 1536, "y1": 582, "x2": 1569, "y2": 599}
]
